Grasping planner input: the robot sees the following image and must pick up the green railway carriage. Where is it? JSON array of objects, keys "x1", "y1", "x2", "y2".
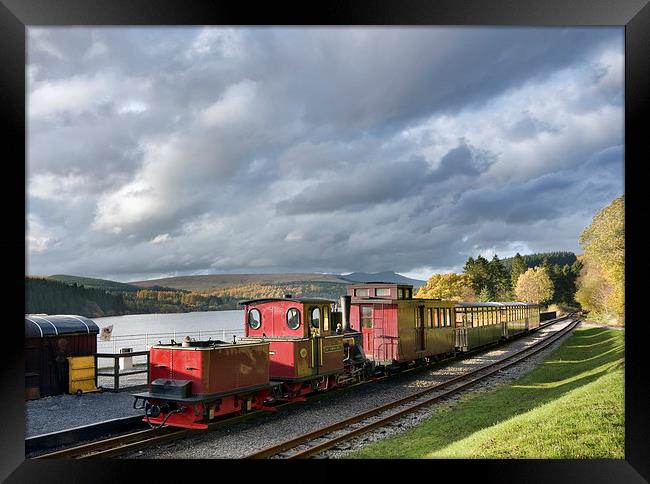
[{"x1": 454, "y1": 301, "x2": 540, "y2": 351}]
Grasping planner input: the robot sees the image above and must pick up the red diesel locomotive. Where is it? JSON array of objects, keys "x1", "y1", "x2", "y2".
[{"x1": 133, "y1": 283, "x2": 539, "y2": 429}]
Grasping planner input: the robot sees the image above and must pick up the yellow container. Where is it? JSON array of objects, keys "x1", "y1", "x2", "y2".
[{"x1": 67, "y1": 356, "x2": 99, "y2": 395}]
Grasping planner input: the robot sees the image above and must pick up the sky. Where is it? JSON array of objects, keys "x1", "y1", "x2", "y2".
[{"x1": 26, "y1": 27, "x2": 624, "y2": 282}]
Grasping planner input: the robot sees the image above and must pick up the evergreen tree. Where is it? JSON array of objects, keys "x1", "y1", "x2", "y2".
[
  {"x1": 510, "y1": 252, "x2": 527, "y2": 292},
  {"x1": 464, "y1": 255, "x2": 490, "y2": 295},
  {"x1": 488, "y1": 254, "x2": 510, "y2": 300}
]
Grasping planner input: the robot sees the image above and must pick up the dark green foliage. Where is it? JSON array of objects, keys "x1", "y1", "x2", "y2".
[
  {"x1": 26, "y1": 277, "x2": 128, "y2": 317},
  {"x1": 510, "y1": 253, "x2": 528, "y2": 290},
  {"x1": 464, "y1": 251, "x2": 581, "y2": 305},
  {"x1": 501, "y1": 251, "x2": 577, "y2": 271},
  {"x1": 464, "y1": 255, "x2": 510, "y2": 301}
]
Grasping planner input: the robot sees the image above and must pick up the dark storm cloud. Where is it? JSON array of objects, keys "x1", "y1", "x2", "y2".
[
  {"x1": 26, "y1": 27, "x2": 624, "y2": 280},
  {"x1": 433, "y1": 144, "x2": 495, "y2": 181},
  {"x1": 275, "y1": 156, "x2": 433, "y2": 215}
]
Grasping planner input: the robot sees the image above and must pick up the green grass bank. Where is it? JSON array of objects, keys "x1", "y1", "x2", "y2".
[{"x1": 348, "y1": 325, "x2": 624, "y2": 459}]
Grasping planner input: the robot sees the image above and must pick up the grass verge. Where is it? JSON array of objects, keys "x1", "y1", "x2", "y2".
[{"x1": 347, "y1": 326, "x2": 624, "y2": 459}]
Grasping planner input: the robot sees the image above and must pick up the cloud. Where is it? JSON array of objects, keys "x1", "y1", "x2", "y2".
[
  {"x1": 26, "y1": 27, "x2": 624, "y2": 280},
  {"x1": 150, "y1": 233, "x2": 171, "y2": 244}
]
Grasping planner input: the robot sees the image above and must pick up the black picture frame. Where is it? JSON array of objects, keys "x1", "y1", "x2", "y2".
[{"x1": 3, "y1": 0, "x2": 647, "y2": 481}]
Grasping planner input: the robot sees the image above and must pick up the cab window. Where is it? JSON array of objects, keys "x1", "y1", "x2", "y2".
[
  {"x1": 311, "y1": 307, "x2": 320, "y2": 328},
  {"x1": 248, "y1": 308, "x2": 262, "y2": 330},
  {"x1": 286, "y1": 308, "x2": 301, "y2": 330}
]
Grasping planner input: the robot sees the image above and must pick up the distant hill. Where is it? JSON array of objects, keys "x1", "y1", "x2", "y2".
[
  {"x1": 128, "y1": 273, "x2": 352, "y2": 292},
  {"x1": 48, "y1": 274, "x2": 141, "y2": 293},
  {"x1": 340, "y1": 271, "x2": 426, "y2": 287}
]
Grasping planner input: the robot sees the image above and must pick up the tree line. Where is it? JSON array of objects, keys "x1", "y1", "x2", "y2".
[
  {"x1": 26, "y1": 277, "x2": 128, "y2": 317},
  {"x1": 417, "y1": 253, "x2": 582, "y2": 308}
]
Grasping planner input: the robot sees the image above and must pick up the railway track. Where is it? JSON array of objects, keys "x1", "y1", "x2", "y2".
[
  {"x1": 245, "y1": 316, "x2": 580, "y2": 459},
  {"x1": 31, "y1": 314, "x2": 576, "y2": 459}
]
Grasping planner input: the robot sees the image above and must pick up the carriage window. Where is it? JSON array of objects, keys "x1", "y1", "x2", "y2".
[
  {"x1": 323, "y1": 306, "x2": 329, "y2": 331},
  {"x1": 405, "y1": 289, "x2": 412, "y2": 299},
  {"x1": 361, "y1": 306, "x2": 373, "y2": 328},
  {"x1": 311, "y1": 307, "x2": 321, "y2": 328},
  {"x1": 428, "y1": 308, "x2": 433, "y2": 328},
  {"x1": 447, "y1": 308, "x2": 452, "y2": 327},
  {"x1": 355, "y1": 288, "x2": 370, "y2": 297},
  {"x1": 456, "y1": 310, "x2": 464, "y2": 326},
  {"x1": 433, "y1": 308, "x2": 440, "y2": 328},
  {"x1": 376, "y1": 288, "x2": 391, "y2": 297},
  {"x1": 398, "y1": 288, "x2": 404, "y2": 299},
  {"x1": 248, "y1": 309, "x2": 262, "y2": 330},
  {"x1": 286, "y1": 308, "x2": 301, "y2": 330}
]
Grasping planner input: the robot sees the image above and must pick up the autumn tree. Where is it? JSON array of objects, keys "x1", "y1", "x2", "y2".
[
  {"x1": 514, "y1": 267, "x2": 554, "y2": 304},
  {"x1": 576, "y1": 196, "x2": 624, "y2": 323},
  {"x1": 416, "y1": 273, "x2": 477, "y2": 301}
]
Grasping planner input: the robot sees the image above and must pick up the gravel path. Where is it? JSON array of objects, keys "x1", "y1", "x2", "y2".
[
  {"x1": 124, "y1": 318, "x2": 576, "y2": 459},
  {"x1": 25, "y1": 365, "x2": 149, "y2": 438}
]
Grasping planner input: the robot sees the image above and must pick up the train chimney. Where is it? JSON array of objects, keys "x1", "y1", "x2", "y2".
[{"x1": 340, "y1": 295, "x2": 351, "y2": 332}]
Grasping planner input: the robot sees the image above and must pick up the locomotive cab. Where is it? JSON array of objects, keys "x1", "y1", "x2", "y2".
[{"x1": 240, "y1": 297, "x2": 344, "y2": 396}]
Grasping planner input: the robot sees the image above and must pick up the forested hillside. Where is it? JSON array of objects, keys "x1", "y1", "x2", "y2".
[
  {"x1": 26, "y1": 277, "x2": 128, "y2": 317},
  {"x1": 25, "y1": 277, "x2": 351, "y2": 317}
]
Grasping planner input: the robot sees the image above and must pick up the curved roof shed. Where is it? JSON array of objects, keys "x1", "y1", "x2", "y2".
[{"x1": 25, "y1": 314, "x2": 99, "y2": 338}]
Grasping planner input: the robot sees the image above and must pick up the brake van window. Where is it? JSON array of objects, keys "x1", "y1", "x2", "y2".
[{"x1": 361, "y1": 307, "x2": 373, "y2": 328}]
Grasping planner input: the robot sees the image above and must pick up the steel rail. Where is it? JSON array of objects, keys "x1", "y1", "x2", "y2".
[
  {"x1": 32, "y1": 314, "x2": 575, "y2": 459},
  {"x1": 245, "y1": 316, "x2": 580, "y2": 459}
]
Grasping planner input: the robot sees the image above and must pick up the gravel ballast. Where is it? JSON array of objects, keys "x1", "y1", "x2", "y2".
[{"x1": 124, "y1": 318, "x2": 576, "y2": 459}]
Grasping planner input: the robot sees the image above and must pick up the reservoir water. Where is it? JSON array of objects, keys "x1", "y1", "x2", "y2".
[
  {"x1": 93, "y1": 310, "x2": 246, "y2": 356},
  {"x1": 93, "y1": 310, "x2": 245, "y2": 336}
]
